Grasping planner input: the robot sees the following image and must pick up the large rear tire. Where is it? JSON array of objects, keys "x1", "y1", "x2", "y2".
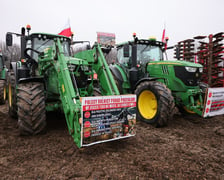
[
  {"x1": 17, "y1": 82, "x2": 46, "y2": 135},
  {"x1": 135, "y1": 81, "x2": 175, "y2": 127},
  {"x1": 0, "y1": 80, "x2": 6, "y2": 104},
  {"x1": 8, "y1": 72, "x2": 17, "y2": 118}
]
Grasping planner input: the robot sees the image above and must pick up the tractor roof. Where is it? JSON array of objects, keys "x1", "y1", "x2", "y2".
[
  {"x1": 117, "y1": 39, "x2": 164, "y2": 48},
  {"x1": 30, "y1": 33, "x2": 71, "y2": 41}
]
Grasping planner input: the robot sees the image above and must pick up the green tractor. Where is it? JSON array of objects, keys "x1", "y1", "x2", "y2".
[
  {"x1": 6, "y1": 26, "x2": 136, "y2": 148},
  {"x1": 109, "y1": 34, "x2": 205, "y2": 127},
  {"x1": 0, "y1": 51, "x2": 7, "y2": 104}
]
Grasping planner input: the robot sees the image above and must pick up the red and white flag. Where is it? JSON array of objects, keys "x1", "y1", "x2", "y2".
[
  {"x1": 161, "y1": 28, "x2": 165, "y2": 43},
  {"x1": 58, "y1": 19, "x2": 72, "y2": 37}
]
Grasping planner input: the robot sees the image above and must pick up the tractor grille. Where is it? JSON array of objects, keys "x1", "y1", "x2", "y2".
[
  {"x1": 174, "y1": 66, "x2": 201, "y2": 86},
  {"x1": 162, "y1": 65, "x2": 169, "y2": 75}
]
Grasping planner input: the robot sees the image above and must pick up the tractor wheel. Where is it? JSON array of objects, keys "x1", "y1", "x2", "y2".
[
  {"x1": 0, "y1": 80, "x2": 6, "y2": 104},
  {"x1": 17, "y1": 82, "x2": 46, "y2": 135},
  {"x1": 135, "y1": 81, "x2": 175, "y2": 127},
  {"x1": 8, "y1": 72, "x2": 17, "y2": 118}
]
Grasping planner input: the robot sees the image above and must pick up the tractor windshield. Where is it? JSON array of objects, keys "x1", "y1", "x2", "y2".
[
  {"x1": 137, "y1": 44, "x2": 163, "y2": 63},
  {"x1": 117, "y1": 44, "x2": 163, "y2": 65},
  {"x1": 27, "y1": 35, "x2": 70, "y2": 61}
]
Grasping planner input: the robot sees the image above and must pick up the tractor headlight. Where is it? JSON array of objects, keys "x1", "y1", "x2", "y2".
[
  {"x1": 185, "y1": 66, "x2": 197, "y2": 72},
  {"x1": 199, "y1": 67, "x2": 203, "y2": 73}
]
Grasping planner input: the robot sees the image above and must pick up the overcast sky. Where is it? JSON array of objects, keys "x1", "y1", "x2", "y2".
[{"x1": 1, "y1": 0, "x2": 223, "y2": 54}]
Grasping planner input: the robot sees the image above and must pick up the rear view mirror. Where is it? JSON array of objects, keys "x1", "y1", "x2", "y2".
[{"x1": 6, "y1": 33, "x2": 13, "y2": 46}]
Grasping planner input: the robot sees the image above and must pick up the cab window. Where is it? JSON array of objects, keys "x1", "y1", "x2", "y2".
[
  {"x1": 117, "y1": 45, "x2": 131, "y2": 65},
  {"x1": 137, "y1": 44, "x2": 163, "y2": 64}
]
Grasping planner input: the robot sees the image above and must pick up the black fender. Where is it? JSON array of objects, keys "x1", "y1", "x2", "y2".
[
  {"x1": 18, "y1": 77, "x2": 45, "y2": 84},
  {"x1": 109, "y1": 65, "x2": 124, "y2": 82},
  {"x1": 109, "y1": 65, "x2": 125, "y2": 93},
  {"x1": 134, "y1": 77, "x2": 164, "y2": 91},
  {"x1": 18, "y1": 77, "x2": 46, "y2": 92}
]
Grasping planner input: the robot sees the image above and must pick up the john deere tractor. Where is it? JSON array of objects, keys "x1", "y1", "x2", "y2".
[
  {"x1": 0, "y1": 52, "x2": 7, "y2": 104},
  {"x1": 6, "y1": 26, "x2": 136, "y2": 148},
  {"x1": 109, "y1": 34, "x2": 205, "y2": 127}
]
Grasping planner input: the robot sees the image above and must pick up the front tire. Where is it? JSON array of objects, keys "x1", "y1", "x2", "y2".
[
  {"x1": 135, "y1": 81, "x2": 175, "y2": 127},
  {"x1": 17, "y1": 82, "x2": 46, "y2": 135}
]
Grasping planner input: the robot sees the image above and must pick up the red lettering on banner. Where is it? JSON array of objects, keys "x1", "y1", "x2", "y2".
[{"x1": 83, "y1": 102, "x2": 136, "y2": 111}]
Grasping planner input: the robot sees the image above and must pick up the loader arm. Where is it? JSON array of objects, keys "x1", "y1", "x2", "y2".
[
  {"x1": 55, "y1": 39, "x2": 82, "y2": 147},
  {"x1": 39, "y1": 40, "x2": 129, "y2": 148},
  {"x1": 75, "y1": 44, "x2": 120, "y2": 95},
  {"x1": 39, "y1": 38, "x2": 83, "y2": 147}
]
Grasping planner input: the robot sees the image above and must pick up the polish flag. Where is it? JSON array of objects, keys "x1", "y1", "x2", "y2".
[
  {"x1": 58, "y1": 19, "x2": 72, "y2": 37},
  {"x1": 161, "y1": 28, "x2": 165, "y2": 42}
]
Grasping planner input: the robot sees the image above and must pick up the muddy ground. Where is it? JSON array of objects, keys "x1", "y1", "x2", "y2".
[{"x1": 0, "y1": 103, "x2": 224, "y2": 180}]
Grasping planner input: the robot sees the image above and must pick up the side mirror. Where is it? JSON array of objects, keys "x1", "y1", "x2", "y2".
[
  {"x1": 6, "y1": 33, "x2": 13, "y2": 46},
  {"x1": 123, "y1": 44, "x2": 129, "y2": 57}
]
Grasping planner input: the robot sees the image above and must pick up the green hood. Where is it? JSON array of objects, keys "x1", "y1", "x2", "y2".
[{"x1": 148, "y1": 60, "x2": 203, "y2": 68}]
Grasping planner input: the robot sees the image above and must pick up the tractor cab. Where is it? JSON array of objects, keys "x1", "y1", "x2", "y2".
[
  {"x1": 6, "y1": 26, "x2": 72, "y2": 80},
  {"x1": 110, "y1": 35, "x2": 165, "y2": 92},
  {"x1": 25, "y1": 33, "x2": 71, "y2": 62},
  {"x1": 116, "y1": 38, "x2": 164, "y2": 69}
]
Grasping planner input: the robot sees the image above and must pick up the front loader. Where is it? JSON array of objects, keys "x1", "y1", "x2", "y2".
[
  {"x1": 0, "y1": 52, "x2": 7, "y2": 104},
  {"x1": 6, "y1": 26, "x2": 136, "y2": 148},
  {"x1": 108, "y1": 34, "x2": 224, "y2": 126}
]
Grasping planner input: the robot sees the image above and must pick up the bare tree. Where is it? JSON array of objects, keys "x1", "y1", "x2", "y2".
[{"x1": 0, "y1": 41, "x2": 20, "y2": 68}]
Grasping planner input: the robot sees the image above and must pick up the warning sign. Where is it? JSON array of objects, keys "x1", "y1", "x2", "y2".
[
  {"x1": 81, "y1": 95, "x2": 136, "y2": 147},
  {"x1": 203, "y1": 87, "x2": 224, "y2": 117}
]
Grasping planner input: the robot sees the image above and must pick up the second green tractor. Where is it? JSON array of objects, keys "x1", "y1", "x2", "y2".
[{"x1": 76, "y1": 34, "x2": 205, "y2": 127}]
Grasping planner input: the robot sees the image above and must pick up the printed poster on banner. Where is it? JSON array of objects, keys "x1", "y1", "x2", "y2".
[
  {"x1": 203, "y1": 87, "x2": 224, "y2": 117},
  {"x1": 97, "y1": 32, "x2": 116, "y2": 46},
  {"x1": 81, "y1": 95, "x2": 136, "y2": 147}
]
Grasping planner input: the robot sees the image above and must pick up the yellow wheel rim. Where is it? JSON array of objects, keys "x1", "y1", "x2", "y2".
[
  {"x1": 138, "y1": 90, "x2": 157, "y2": 119},
  {"x1": 8, "y1": 83, "x2": 12, "y2": 107},
  {"x1": 3, "y1": 85, "x2": 6, "y2": 101}
]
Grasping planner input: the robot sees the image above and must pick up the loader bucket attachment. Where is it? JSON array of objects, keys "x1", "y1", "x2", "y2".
[
  {"x1": 203, "y1": 87, "x2": 224, "y2": 117},
  {"x1": 81, "y1": 95, "x2": 136, "y2": 147}
]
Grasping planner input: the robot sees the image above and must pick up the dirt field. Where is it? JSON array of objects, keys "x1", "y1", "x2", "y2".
[{"x1": 0, "y1": 103, "x2": 224, "y2": 180}]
